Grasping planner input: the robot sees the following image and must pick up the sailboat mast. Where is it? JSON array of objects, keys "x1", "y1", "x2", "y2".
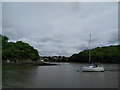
[{"x1": 89, "y1": 34, "x2": 91, "y2": 63}]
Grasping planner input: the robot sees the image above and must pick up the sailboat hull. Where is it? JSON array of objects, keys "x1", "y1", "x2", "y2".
[{"x1": 82, "y1": 66, "x2": 104, "y2": 72}]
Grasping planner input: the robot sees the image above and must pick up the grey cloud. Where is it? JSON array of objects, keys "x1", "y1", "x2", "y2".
[
  {"x1": 108, "y1": 32, "x2": 118, "y2": 44},
  {"x1": 33, "y1": 35, "x2": 62, "y2": 43},
  {"x1": 0, "y1": 2, "x2": 1, "y2": 34},
  {"x1": 2, "y1": 2, "x2": 118, "y2": 56},
  {"x1": 3, "y1": 27, "x2": 23, "y2": 40}
]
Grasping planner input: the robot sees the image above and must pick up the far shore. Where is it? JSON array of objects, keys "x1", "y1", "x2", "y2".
[
  {"x1": 2, "y1": 62, "x2": 58, "y2": 66},
  {"x1": 2, "y1": 61, "x2": 119, "y2": 66}
]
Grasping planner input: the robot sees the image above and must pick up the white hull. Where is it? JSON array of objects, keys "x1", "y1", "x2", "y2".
[{"x1": 82, "y1": 66, "x2": 104, "y2": 72}]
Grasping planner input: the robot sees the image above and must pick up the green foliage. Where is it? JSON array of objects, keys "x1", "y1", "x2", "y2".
[
  {"x1": 69, "y1": 45, "x2": 120, "y2": 63},
  {"x1": 1, "y1": 35, "x2": 40, "y2": 62},
  {"x1": 2, "y1": 35, "x2": 9, "y2": 43}
]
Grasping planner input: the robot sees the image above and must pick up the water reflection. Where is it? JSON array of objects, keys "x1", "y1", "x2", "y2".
[
  {"x1": 2, "y1": 63, "x2": 118, "y2": 88},
  {"x1": 3, "y1": 66, "x2": 38, "y2": 88}
]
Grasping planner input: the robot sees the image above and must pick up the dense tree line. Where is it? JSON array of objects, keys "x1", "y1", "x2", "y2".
[
  {"x1": 1, "y1": 35, "x2": 40, "y2": 62},
  {"x1": 1, "y1": 35, "x2": 119, "y2": 63},
  {"x1": 69, "y1": 45, "x2": 120, "y2": 63}
]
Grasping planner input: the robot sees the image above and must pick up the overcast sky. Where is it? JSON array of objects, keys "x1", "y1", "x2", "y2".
[{"x1": 2, "y1": 2, "x2": 118, "y2": 56}]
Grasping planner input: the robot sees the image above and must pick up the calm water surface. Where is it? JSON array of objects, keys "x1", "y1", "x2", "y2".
[{"x1": 3, "y1": 63, "x2": 118, "y2": 88}]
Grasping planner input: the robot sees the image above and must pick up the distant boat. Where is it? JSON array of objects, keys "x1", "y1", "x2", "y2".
[{"x1": 82, "y1": 34, "x2": 104, "y2": 72}]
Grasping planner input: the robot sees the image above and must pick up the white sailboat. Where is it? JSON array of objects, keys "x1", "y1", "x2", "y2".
[{"x1": 82, "y1": 34, "x2": 104, "y2": 72}]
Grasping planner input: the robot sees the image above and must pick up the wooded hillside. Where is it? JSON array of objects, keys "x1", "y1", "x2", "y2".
[
  {"x1": 1, "y1": 35, "x2": 40, "y2": 63},
  {"x1": 69, "y1": 45, "x2": 120, "y2": 63}
]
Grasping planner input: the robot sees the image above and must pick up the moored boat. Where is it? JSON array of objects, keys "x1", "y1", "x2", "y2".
[
  {"x1": 82, "y1": 34, "x2": 104, "y2": 72},
  {"x1": 82, "y1": 64, "x2": 104, "y2": 72}
]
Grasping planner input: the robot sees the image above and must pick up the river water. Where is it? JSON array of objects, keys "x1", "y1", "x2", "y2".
[{"x1": 2, "y1": 63, "x2": 119, "y2": 88}]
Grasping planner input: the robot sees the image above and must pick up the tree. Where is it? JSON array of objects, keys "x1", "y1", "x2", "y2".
[
  {"x1": 69, "y1": 45, "x2": 120, "y2": 63},
  {"x1": 1, "y1": 34, "x2": 40, "y2": 62}
]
